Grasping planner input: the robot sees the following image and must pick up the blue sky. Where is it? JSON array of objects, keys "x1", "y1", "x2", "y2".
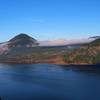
[{"x1": 0, "y1": 0, "x2": 100, "y2": 42}]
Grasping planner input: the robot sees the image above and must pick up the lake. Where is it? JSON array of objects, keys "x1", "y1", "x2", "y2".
[{"x1": 0, "y1": 64, "x2": 100, "y2": 100}]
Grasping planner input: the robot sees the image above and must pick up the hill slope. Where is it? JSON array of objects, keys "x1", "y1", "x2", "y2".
[
  {"x1": 63, "y1": 38, "x2": 100, "y2": 64},
  {"x1": 89, "y1": 38, "x2": 100, "y2": 46}
]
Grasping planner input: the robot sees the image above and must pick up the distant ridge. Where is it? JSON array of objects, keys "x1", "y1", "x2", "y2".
[
  {"x1": 89, "y1": 38, "x2": 100, "y2": 46},
  {"x1": 89, "y1": 36, "x2": 100, "y2": 39}
]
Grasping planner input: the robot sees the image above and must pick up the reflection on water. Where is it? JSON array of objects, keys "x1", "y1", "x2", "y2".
[{"x1": 0, "y1": 64, "x2": 100, "y2": 100}]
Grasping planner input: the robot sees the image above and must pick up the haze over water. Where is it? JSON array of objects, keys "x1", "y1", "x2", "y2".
[{"x1": 0, "y1": 64, "x2": 100, "y2": 100}]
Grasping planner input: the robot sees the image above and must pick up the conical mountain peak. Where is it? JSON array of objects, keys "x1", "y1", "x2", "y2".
[{"x1": 8, "y1": 33, "x2": 39, "y2": 48}]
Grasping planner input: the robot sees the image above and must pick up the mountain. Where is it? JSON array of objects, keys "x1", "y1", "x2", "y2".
[
  {"x1": 0, "y1": 33, "x2": 39, "y2": 55},
  {"x1": 0, "y1": 34, "x2": 99, "y2": 64},
  {"x1": 63, "y1": 38, "x2": 100, "y2": 64},
  {"x1": 8, "y1": 33, "x2": 39, "y2": 48},
  {"x1": 0, "y1": 33, "x2": 70, "y2": 64}
]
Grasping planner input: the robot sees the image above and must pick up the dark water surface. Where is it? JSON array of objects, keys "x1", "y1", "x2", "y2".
[{"x1": 0, "y1": 64, "x2": 100, "y2": 100}]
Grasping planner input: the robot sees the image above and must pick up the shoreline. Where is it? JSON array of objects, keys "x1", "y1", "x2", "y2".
[{"x1": 0, "y1": 62, "x2": 99, "y2": 66}]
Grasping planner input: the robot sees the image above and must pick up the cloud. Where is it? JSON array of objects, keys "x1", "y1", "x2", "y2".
[
  {"x1": 39, "y1": 39, "x2": 67, "y2": 46},
  {"x1": 39, "y1": 38, "x2": 93, "y2": 46}
]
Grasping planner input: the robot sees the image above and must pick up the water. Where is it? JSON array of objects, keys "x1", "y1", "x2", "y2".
[{"x1": 0, "y1": 64, "x2": 100, "y2": 100}]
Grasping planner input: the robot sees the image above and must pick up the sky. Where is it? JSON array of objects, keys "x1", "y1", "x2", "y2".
[{"x1": 0, "y1": 0, "x2": 100, "y2": 42}]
